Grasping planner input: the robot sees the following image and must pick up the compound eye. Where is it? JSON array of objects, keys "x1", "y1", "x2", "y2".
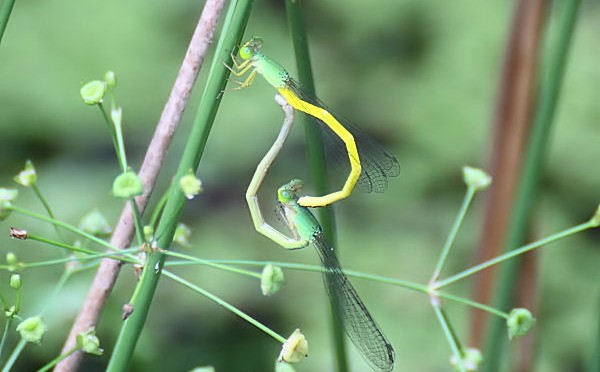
[{"x1": 239, "y1": 46, "x2": 252, "y2": 60}]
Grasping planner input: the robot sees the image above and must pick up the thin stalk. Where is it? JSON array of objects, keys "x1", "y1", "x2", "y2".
[
  {"x1": 10, "y1": 248, "x2": 139, "y2": 269},
  {"x1": 163, "y1": 250, "x2": 261, "y2": 279},
  {"x1": 284, "y1": 2, "x2": 346, "y2": 371},
  {"x1": 0, "y1": 318, "x2": 12, "y2": 365},
  {"x1": 484, "y1": 1, "x2": 582, "y2": 368},
  {"x1": 431, "y1": 304, "x2": 466, "y2": 372},
  {"x1": 163, "y1": 270, "x2": 285, "y2": 343},
  {"x1": 31, "y1": 184, "x2": 66, "y2": 243},
  {"x1": 9, "y1": 206, "x2": 115, "y2": 250},
  {"x1": 436, "y1": 220, "x2": 593, "y2": 289},
  {"x1": 431, "y1": 186, "x2": 476, "y2": 282},
  {"x1": 37, "y1": 348, "x2": 78, "y2": 372},
  {"x1": 106, "y1": 1, "x2": 254, "y2": 370},
  {"x1": 97, "y1": 103, "x2": 124, "y2": 171},
  {"x1": 1, "y1": 340, "x2": 25, "y2": 372}
]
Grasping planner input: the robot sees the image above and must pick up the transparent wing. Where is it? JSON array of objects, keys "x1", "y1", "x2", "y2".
[
  {"x1": 287, "y1": 78, "x2": 400, "y2": 193},
  {"x1": 311, "y1": 231, "x2": 395, "y2": 372}
]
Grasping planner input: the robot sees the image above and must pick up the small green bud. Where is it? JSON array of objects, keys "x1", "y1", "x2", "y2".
[
  {"x1": 104, "y1": 71, "x2": 117, "y2": 87},
  {"x1": 112, "y1": 171, "x2": 143, "y2": 198},
  {"x1": 0, "y1": 188, "x2": 18, "y2": 220},
  {"x1": 76, "y1": 327, "x2": 103, "y2": 355},
  {"x1": 6, "y1": 252, "x2": 18, "y2": 265},
  {"x1": 278, "y1": 329, "x2": 308, "y2": 364},
  {"x1": 79, "y1": 209, "x2": 112, "y2": 237},
  {"x1": 16, "y1": 316, "x2": 47, "y2": 343},
  {"x1": 507, "y1": 308, "x2": 535, "y2": 339},
  {"x1": 261, "y1": 264, "x2": 285, "y2": 296},
  {"x1": 143, "y1": 225, "x2": 154, "y2": 242},
  {"x1": 6, "y1": 252, "x2": 20, "y2": 272},
  {"x1": 10, "y1": 274, "x2": 21, "y2": 289},
  {"x1": 80, "y1": 80, "x2": 106, "y2": 105},
  {"x1": 590, "y1": 204, "x2": 600, "y2": 227},
  {"x1": 179, "y1": 171, "x2": 203, "y2": 200},
  {"x1": 173, "y1": 223, "x2": 191, "y2": 246},
  {"x1": 450, "y1": 347, "x2": 483, "y2": 371},
  {"x1": 463, "y1": 166, "x2": 492, "y2": 191},
  {"x1": 5, "y1": 306, "x2": 16, "y2": 318},
  {"x1": 14, "y1": 160, "x2": 37, "y2": 187}
]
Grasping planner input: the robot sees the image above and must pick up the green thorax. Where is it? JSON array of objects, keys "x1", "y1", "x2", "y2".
[{"x1": 251, "y1": 51, "x2": 290, "y2": 90}]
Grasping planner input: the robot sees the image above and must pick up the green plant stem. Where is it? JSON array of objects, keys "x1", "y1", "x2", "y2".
[
  {"x1": 163, "y1": 251, "x2": 261, "y2": 279},
  {"x1": 432, "y1": 304, "x2": 466, "y2": 372},
  {"x1": 9, "y1": 205, "x2": 115, "y2": 250},
  {"x1": 37, "y1": 347, "x2": 78, "y2": 372},
  {"x1": 435, "y1": 220, "x2": 593, "y2": 289},
  {"x1": 111, "y1": 105, "x2": 129, "y2": 171},
  {"x1": 1, "y1": 339, "x2": 25, "y2": 372},
  {"x1": 284, "y1": 2, "x2": 346, "y2": 370},
  {"x1": 162, "y1": 270, "x2": 285, "y2": 343},
  {"x1": 31, "y1": 184, "x2": 66, "y2": 244},
  {"x1": 0, "y1": 0, "x2": 16, "y2": 45},
  {"x1": 0, "y1": 318, "x2": 13, "y2": 365},
  {"x1": 483, "y1": 1, "x2": 581, "y2": 369},
  {"x1": 97, "y1": 103, "x2": 124, "y2": 171},
  {"x1": 8, "y1": 248, "x2": 140, "y2": 269},
  {"x1": 166, "y1": 258, "x2": 508, "y2": 319},
  {"x1": 431, "y1": 186, "x2": 476, "y2": 282},
  {"x1": 25, "y1": 233, "x2": 130, "y2": 260},
  {"x1": 106, "y1": 1, "x2": 253, "y2": 370},
  {"x1": 129, "y1": 197, "x2": 145, "y2": 245}
]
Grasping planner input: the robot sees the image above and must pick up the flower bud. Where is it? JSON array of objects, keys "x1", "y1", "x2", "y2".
[
  {"x1": 14, "y1": 160, "x2": 37, "y2": 187},
  {"x1": 462, "y1": 166, "x2": 492, "y2": 191},
  {"x1": 0, "y1": 188, "x2": 18, "y2": 220},
  {"x1": 507, "y1": 308, "x2": 535, "y2": 339},
  {"x1": 80, "y1": 80, "x2": 106, "y2": 105},
  {"x1": 179, "y1": 172, "x2": 203, "y2": 200},
  {"x1": 261, "y1": 264, "x2": 285, "y2": 296},
  {"x1": 173, "y1": 223, "x2": 191, "y2": 246},
  {"x1": 143, "y1": 225, "x2": 154, "y2": 242},
  {"x1": 16, "y1": 316, "x2": 47, "y2": 343},
  {"x1": 450, "y1": 347, "x2": 483, "y2": 371},
  {"x1": 10, "y1": 274, "x2": 21, "y2": 290},
  {"x1": 104, "y1": 71, "x2": 117, "y2": 87},
  {"x1": 79, "y1": 209, "x2": 112, "y2": 237},
  {"x1": 112, "y1": 171, "x2": 143, "y2": 198},
  {"x1": 76, "y1": 327, "x2": 103, "y2": 355},
  {"x1": 278, "y1": 329, "x2": 308, "y2": 363}
]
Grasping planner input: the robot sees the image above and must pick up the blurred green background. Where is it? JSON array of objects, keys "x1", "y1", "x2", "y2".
[{"x1": 1, "y1": 0, "x2": 599, "y2": 371}]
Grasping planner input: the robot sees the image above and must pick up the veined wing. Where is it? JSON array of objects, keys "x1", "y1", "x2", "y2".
[
  {"x1": 311, "y1": 231, "x2": 395, "y2": 372},
  {"x1": 287, "y1": 78, "x2": 400, "y2": 193}
]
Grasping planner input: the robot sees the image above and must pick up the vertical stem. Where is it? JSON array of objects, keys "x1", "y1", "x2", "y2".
[
  {"x1": 105, "y1": 1, "x2": 252, "y2": 370},
  {"x1": 483, "y1": 0, "x2": 581, "y2": 370},
  {"x1": 284, "y1": 2, "x2": 347, "y2": 371},
  {"x1": 56, "y1": 1, "x2": 229, "y2": 370}
]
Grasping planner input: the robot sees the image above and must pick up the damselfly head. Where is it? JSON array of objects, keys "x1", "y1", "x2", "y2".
[{"x1": 240, "y1": 37, "x2": 264, "y2": 59}]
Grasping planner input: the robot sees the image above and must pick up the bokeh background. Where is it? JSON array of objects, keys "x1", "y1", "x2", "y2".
[{"x1": 0, "y1": 0, "x2": 599, "y2": 371}]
